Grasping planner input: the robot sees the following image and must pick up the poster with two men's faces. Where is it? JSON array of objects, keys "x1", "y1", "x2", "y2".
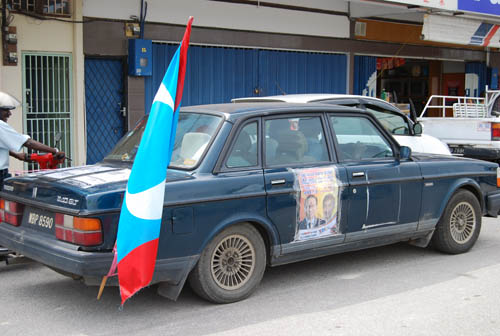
[{"x1": 294, "y1": 167, "x2": 342, "y2": 242}]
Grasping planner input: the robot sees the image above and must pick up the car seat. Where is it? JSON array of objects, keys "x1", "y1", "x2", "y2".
[
  {"x1": 273, "y1": 129, "x2": 309, "y2": 165},
  {"x1": 299, "y1": 118, "x2": 327, "y2": 161}
]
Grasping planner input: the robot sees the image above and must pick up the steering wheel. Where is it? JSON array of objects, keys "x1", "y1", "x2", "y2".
[
  {"x1": 391, "y1": 126, "x2": 408, "y2": 134},
  {"x1": 372, "y1": 149, "x2": 391, "y2": 158}
]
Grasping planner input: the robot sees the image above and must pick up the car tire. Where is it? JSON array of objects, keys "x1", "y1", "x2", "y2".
[
  {"x1": 188, "y1": 223, "x2": 266, "y2": 303},
  {"x1": 432, "y1": 189, "x2": 481, "y2": 254}
]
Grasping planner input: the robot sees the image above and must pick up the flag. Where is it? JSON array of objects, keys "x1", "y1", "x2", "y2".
[{"x1": 116, "y1": 17, "x2": 193, "y2": 305}]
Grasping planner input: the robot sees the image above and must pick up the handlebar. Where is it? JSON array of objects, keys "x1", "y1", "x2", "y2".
[{"x1": 27, "y1": 153, "x2": 69, "y2": 170}]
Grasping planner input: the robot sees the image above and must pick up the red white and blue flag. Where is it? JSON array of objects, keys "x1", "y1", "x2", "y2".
[{"x1": 115, "y1": 17, "x2": 193, "y2": 304}]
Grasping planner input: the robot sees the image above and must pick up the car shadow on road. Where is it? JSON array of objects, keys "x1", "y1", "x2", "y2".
[{"x1": 2, "y1": 227, "x2": 499, "y2": 336}]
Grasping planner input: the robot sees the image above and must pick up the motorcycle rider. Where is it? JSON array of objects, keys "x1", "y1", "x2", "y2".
[
  {"x1": 0, "y1": 92, "x2": 65, "y2": 186},
  {"x1": 0, "y1": 92, "x2": 65, "y2": 259}
]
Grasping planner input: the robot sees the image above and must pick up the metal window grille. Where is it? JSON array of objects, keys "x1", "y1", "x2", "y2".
[
  {"x1": 7, "y1": 0, "x2": 36, "y2": 11},
  {"x1": 44, "y1": 0, "x2": 70, "y2": 15},
  {"x1": 23, "y1": 53, "x2": 73, "y2": 171},
  {"x1": 7, "y1": 0, "x2": 70, "y2": 15}
]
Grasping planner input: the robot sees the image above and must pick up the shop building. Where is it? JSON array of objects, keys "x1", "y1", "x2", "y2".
[{"x1": 2, "y1": 0, "x2": 500, "y2": 167}]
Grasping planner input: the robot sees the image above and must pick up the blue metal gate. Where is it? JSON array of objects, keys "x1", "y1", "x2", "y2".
[
  {"x1": 353, "y1": 56, "x2": 377, "y2": 96},
  {"x1": 85, "y1": 58, "x2": 125, "y2": 164},
  {"x1": 145, "y1": 44, "x2": 347, "y2": 111},
  {"x1": 257, "y1": 50, "x2": 347, "y2": 96},
  {"x1": 146, "y1": 45, "x2": 258, "y2": 111}
]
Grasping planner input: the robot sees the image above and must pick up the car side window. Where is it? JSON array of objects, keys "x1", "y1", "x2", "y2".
[
  {"x1": 265, "y1": 116, "x2": 328, "y2": 166},
  {"x1": 365, "y1": 105, "x2": 410, "y2": 136},
  {"x1": 330, "y1": 116, "x2": 394, "y2": 162},
  {"x1": 226, "y1": 122, "x2": 258, "y2": 168}
]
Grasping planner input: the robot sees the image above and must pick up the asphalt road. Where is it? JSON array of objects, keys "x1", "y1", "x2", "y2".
[{"x1": 1, "y1": 217, "x2": 500, "y2": 336}]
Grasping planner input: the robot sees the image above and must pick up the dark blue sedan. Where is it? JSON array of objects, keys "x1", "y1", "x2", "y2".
[{"x1": 1, "y1": 102, "x2": 500, "y2": 303}]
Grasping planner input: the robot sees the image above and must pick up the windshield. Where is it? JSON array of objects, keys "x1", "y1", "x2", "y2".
[
  {"x1": 105, "y1": 112, "x2": 222, "y2": 169},
  {"x1": 366, "y1": 107, "x2": 410, "y2": 135}
]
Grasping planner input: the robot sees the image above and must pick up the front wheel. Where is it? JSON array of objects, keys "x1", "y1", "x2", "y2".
[
  {"x1": 432, "y1": 189, "x2": 481, "y2": 254},
  {"x1": 188, "y1": 223, "x2": 266, "y2": 303}
]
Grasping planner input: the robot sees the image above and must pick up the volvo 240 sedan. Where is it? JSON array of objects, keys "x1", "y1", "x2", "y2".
[{"x1": 1, "y1": 102, "x2": 500, "y2": 304}]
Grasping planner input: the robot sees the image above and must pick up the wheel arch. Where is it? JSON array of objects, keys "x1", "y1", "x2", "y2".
[
  {"x1": 438, "y1": 178, "x2": 484, "y2": 221},
  {"x1": 199, "y1": 213, "x2": 281, "y2": 263}
]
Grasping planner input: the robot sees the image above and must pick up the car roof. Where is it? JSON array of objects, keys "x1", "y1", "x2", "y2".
[
  {"x1": 181, "y1": 102, "x2": 365, "y2": 122},
  {"x1": 231, "y1": 94, "x2": 388, "y2": 105}
]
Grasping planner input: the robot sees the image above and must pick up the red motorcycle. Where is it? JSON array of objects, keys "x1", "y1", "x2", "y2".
[{"x1": 26, "y1": 152, "x2": 68, "y2": 170}]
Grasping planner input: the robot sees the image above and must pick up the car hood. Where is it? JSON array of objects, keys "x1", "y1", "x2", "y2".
[{"x1": 0, "y1": 163, "x2": 194, "y2": 214}]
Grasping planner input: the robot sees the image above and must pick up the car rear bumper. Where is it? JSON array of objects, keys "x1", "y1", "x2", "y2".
[
  {"x1": 0, "y1": 223, "x2": 199, "y2": 286},
  {"x1": 0, "y1": 223, "x2": 113, "y2": 276},
  {"x1": 486, "y1": 192, "x2": 500, "y2": 217}
]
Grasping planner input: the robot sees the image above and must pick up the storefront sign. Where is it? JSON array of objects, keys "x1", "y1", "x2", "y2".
[
  {"x1": 385, "y1": 0, "x2": 457, "y2": 11},
  {"x1": 458, "y1": 0, "x2": 500, "y2": 16},
  {"x1": 422, "y1": 14, "x2": 500, "y2": 47}
]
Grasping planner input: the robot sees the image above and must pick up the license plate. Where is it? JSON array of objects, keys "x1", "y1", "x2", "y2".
[
  {"x1": 450, "y1": 146, "x2": 465, "y2": 155},
  {"x1": 22, "y1": 207, "x2": 55, "y2": 233}
]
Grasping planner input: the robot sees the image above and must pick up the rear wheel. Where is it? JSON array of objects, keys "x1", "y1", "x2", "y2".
[
  {"x1": 432, "y1": 189, "x2": 481, "y2": 254},
  {"x1": 188, "y1": 223, "x2": 266, "y2": 303}
]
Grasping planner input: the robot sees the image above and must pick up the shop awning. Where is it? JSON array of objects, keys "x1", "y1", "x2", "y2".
[{"x1": 421, "y1": 14, "x2": 500, "y2": 48}]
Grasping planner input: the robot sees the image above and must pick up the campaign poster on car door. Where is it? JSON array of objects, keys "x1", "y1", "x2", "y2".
[{"x1": 293, "y1": 166, "x2": 342, "y2": 241}]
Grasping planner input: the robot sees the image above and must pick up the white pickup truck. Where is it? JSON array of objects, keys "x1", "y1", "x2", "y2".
[{"x1": 418, "y1": 88, "x2": 500, "y2": 162}]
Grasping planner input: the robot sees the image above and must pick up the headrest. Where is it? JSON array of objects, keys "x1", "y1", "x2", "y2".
[{"x1": 180, "y1": 132, "x2": 211, "y2": 160}]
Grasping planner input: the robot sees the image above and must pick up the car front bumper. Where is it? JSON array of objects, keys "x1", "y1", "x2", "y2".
[
  {"x1": 454, "y1": 146, "x2": 500, "y2": 161},
  {"x1": 486, "y1": 192, "x2": 500, "y2": 217}
]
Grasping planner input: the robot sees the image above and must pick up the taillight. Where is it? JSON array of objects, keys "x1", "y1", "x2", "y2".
[
  {"x1": 55, "y1": 214, "x2": 102, "y2": 246},
  {"x1": 497, "y1": 167, "x2": 500, "y2": 187},
  {"x1": 492, "y1": 123, "x2": 500, "y2": 140},
  {"x1": 0, "y1": 198, "x2": 4, "y2": 222},
  {"x1": 1, "y1": 199, "x2": 24, "y2": 226}
]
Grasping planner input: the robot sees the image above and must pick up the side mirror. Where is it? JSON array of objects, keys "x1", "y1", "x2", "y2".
[
  {"x1": 399, "y1": 146, "x2": 412, "y2": 160},
  {"x1": 413, "y1": 122, "x2": 423, "y2": 135}
]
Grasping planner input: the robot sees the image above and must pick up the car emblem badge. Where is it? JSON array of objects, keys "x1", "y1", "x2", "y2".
[{"x1": 32, "y1": 187, "x2": 37, "y2": 198}]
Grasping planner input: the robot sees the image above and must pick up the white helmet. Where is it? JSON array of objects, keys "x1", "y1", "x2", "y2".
[{"x1": 0, "y1": 92, "x2": 21, "y2": 110}]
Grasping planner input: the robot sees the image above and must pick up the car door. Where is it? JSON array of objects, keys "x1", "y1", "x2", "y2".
[
  {"x1": 328, "y1": 113, "x2": 423, "y2": 242},
  {"x1": 262, "y1": 113, "x2": 348, "y2": 255}
]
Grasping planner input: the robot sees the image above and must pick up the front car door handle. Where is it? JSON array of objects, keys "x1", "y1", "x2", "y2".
[
  {"x1": 352, "y1": 172, "x2": 365, "y2": 177},
  {"x1": 271, "y1": 179, "x2": 286, "y2": 185}
]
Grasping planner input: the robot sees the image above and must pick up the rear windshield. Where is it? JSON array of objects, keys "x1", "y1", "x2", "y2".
[{"x1": 105, "y1": 112, "x2": 222, "y2": 169}]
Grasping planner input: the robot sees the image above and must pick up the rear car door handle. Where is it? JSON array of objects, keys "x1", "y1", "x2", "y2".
[
  {"x1": 352, "y1": 172, "x2": 365, "y2": 177},
  {"x1": 271, "y1": 179, "x2": 286, "y2": 185}
]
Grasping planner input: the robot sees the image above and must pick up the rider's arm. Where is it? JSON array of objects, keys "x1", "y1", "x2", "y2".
[{"x1": 9, "y1": 151, "x2": 28, "y2": 161}]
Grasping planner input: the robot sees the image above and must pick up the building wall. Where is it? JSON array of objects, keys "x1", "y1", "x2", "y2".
[
  {"x1": 82, "y1": 0, "x2": 350, "y2": 39},
  {"x1": 0, "y1": 0, "x2": 85, "y2": 171}
]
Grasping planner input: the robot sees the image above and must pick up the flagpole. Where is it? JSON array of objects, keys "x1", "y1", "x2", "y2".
[
  {"x1": 97, "y1": 276, "x2": 108, "y2": 300},
  {"x1": 97, "y1": 243, "x2": 118, "y2": 300}
]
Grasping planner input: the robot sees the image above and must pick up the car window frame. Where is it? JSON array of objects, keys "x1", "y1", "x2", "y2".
[
  {"x1": 363, "y1": 103, "x2": 414, "y2": 137},
  {"x1": 216, "y1": 117, "x2": 262, "y2": 173},
  {"x1": 326, "y1": 112, "x2": 401, "y2": 163},
  {"x1": 319, "y1": 97, "x2": 416, "y2": 137},
  {"x1": 223, "y1": 120, "x2": 261, "y2": 171},
  {"x1": 262, "y1": 112, "x2": 335, "y2": 169}
]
